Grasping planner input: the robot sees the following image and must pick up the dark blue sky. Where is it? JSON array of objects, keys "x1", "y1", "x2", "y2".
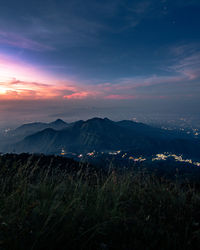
[{"x1": 0, "y1": 0, "x2": 200, "y2": 124}]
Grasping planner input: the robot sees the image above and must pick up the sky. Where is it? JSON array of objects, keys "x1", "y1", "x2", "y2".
[{"x1": 0, "y1": 0, "x2": 200, "y2": 126}]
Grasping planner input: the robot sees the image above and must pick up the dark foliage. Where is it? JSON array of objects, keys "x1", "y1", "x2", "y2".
[{"x1": 1, "y1": 154, "x2": 200, "y2": 249}]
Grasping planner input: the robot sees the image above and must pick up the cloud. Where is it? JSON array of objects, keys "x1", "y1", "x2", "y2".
[
  {"x1": 0, "y1": 1, "x2": 106, "y2": 50},
  {"x1": 0, "y1": 66, "x2": 197, "y2": 101},
  {"x1": 0, "y1": 42, "x2": 200, "y2": 102},
  {"x1": 104, "y1": 94, "x2": 136, "y2": 100},
  {"x1": 0, "y1": 79, "x2": 79, "y2": 100},
  {"x1": 0, "y1": 0, "x2": 167, "y2": 50},
  {"x1": 94, "y1": 45, "x2": 200, "y2": 100},
  {"x1": 0, "y1": 31, "x2": 54, "y2": 51},
  {"x1": 169, "y1": 44, "x2": 200, "y2": 80},
  {"x1": 64, "y1": 92, "x2": 91, "y2": 99}
]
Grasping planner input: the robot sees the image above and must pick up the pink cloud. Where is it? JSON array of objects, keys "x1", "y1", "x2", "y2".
[
  {"x1": 0, "y1": 55, "x2": 97, "y2": 100},
  {"x1": 0, "y1": 77, "x2": 101, "y2": 101},
  {"x1": 64, "y1": 92, "x2": 90, "y2": 99},
  {"x1": 0, "y1": 78, "x2": 79, "y2": 100},
  {"x1": 0, "y1": 44, "x2": 199, "y2": 102},
  {"x1": 0, "y1": 31, "x2": 54, "y2": 51},
  {"x1": 97, "y1": 72, "x2": 192, "y2": 95}
]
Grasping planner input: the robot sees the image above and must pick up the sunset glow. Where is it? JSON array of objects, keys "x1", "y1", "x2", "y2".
[
  {"x1": 0, "y1": 0, "x2": 199, "y2": 124},
  {"x1": 0, "y1": 54, "x2": 49, "y2": 83},
  {"x1": 0, "y1": 2, "x2": 200, "y2": 246},
  {"x1": 0, "y1": 54, "x2": 82, "y2": 100}
]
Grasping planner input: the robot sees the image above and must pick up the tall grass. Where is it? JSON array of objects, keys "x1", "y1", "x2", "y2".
[{"x1": 0, "y1": 154, "x2": 200, "y2": 250}]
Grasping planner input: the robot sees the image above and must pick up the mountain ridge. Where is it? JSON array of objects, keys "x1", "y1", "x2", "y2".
[{"x1": 6, "y1": 117, "x2": 200, "y2": 159}]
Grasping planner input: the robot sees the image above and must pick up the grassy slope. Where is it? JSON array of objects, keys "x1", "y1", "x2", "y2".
[{"x1": 0, "y1": 154, "x2": 200, "y2": 250}]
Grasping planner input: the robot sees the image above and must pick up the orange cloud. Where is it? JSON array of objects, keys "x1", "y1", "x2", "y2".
[
  {"x1": 0, "y1": 79, "x2": 63, "y2": 99},
  {"x1": 0, "y1": 53, "x2": 100, "y2": 100},
  {"x1": 0, "y1": 78, "x2": 99, "y2": 100},
  {"x1": 1, "y1": 51, "x2": 195, "y2": 102}
]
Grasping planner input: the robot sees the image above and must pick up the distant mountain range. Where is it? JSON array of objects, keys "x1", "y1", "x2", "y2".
[
  {"x1": 0, "y1": 119, "x2": 68, "y2": 151},
  {"x1": 3, "y1": 117, "x2": 200, "y2": 159},
  {"x1": 9, "y1": 119, "x2": 68, "y2": 137}
]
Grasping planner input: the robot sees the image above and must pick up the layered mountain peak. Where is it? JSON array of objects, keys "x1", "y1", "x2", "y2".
[
  {"x1": 72, "y1": 118, "x2": 113, "y2": 130},
  {"x1": 85, "y1": 117, "x2": 112, "y2": 123},
  {"x1": 5, "y1": 117, "x2": 200, "y2": 159},
  {"x1": 81, "y1": 117, "x2": 114, "y2": 129},
  {"x1": 50, "y1": 119, "x2": 67, "y2": 125}
]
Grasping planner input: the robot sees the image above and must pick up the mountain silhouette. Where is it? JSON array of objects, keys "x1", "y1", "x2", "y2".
[
  {"x1": 7, "y1": 117, "x2": 200, "y2": 159},
  {"x1": 6, "y1": 119, "x2": 68, "y2": 138}
]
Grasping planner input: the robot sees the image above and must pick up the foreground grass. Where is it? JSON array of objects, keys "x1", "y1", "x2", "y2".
[{"x1": 0, "y1": 154, "x2": 200, "y2": 250}]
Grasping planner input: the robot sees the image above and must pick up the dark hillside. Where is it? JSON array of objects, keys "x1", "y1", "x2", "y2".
[{"x1": 1, "y1": 154, "x2": 200, "y2": 250}]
